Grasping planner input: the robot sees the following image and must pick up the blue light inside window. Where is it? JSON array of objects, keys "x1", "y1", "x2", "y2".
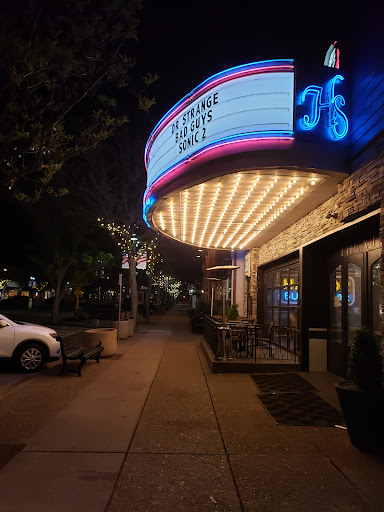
[
  {"x1": 281, "y1": 289, "x2": 298, "y2": 305},
  {"x1": 335, "y1": 293, "x2": 354, "y2": 304}
]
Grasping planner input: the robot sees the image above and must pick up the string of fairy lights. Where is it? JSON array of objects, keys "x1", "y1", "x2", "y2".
[
  {"x1": 152, "y1": 172, "x2": 324, "y2": 250},
  {"x1": 0, "y1": 279, "x2": 10, "y2": 289},
  {"x1": 99, "y1": 219, "x2": 182, "y2": 297},
  {"x1": 152, "y1": 272, "x2": 182, "y2": 299}
]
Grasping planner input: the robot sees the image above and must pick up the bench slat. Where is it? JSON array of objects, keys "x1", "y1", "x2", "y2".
[{"x1": 58, "y1": 336, "x2": 104, "y2": 377}]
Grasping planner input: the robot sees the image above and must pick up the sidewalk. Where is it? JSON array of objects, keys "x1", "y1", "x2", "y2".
[{"x1": 0, "y1": 307, "x2": 383, "y2": 511}]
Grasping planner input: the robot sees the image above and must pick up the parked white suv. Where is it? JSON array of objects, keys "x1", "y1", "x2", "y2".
[{"x1": 0, "y1": 313, "x2": 61, "y2": 372}]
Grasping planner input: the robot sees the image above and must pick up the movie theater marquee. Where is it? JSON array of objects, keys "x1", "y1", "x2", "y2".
[{"x1": 146, "y1": 71, "x2": 295, "y2": 189}]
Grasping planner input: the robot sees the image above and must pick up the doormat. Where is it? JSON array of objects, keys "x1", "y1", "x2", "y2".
[
  {"x1": 256, "y1": 391, "x2": 345, "y2": 427},
  {"x1": 250, "y1": 372, "x2": 318, "y2": 394}
]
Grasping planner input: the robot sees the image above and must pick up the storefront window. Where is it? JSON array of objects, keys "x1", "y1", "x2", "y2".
[
  {"x1": 290, "y1": 265, "x2": 299, "y2": 284},
  {"x1": 347, "y1": 263, "x2": 362, "y2": 345},
  {"x1": 272, "y1": 288, "x2": 280, "y2": 305},
  {"x1": 265, "y1": 263, "x2": 299, "y2": 327},
  {"x1": 280, "y1": 267, "x2": 290, "y2": 286},
  {"x1": 330, "y1": 265, "x2": 342, "y2": 343},
  {"x1": 280, "y1": 287, "x2": 289, "y2": 305},
  {"x1": 371, "y1": 258, "x2": 381, "y2": 342},
  {"x1": 289, "y1": 286, "x2": 299, "y2": 305},
  {"x1": 280, "y1": 309, "x2": 289, "y2": 326}
]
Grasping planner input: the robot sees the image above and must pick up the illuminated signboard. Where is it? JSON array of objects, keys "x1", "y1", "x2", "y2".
[
  {"x1": 281, "y1": 287, "x2": 299, "y2": 305},
  {"x1": 334, "y1": 276, "x2": 355, "y2": 305},
  {"x1": 145, "y1": 60, "x2": 295, "y2": 191},
  {"x1": 299, "y1": 74, "x2": 348, "y2": 140}
]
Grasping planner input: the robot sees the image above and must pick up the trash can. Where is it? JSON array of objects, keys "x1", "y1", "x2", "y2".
[
  {"x1": 84, "y1": 328, "x2": 117, "y2": 358},
  {"x1": 112, "y1": 319, "x2": 134, "y2": 339}
]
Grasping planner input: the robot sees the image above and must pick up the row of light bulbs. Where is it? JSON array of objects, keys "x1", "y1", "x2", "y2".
[{"x1": 155, "y1": 174, "x2": 320, "y2": 249}]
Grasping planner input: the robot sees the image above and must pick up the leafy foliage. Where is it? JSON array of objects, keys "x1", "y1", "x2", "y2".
[
  {"x1": 0, "y1": 0, "x2": 157, "y2": 199},
  {"x1": 347, "y1": 327, "x2": 383, "y2": 391},
  {"x1": 227, "y1": 304, "x2": 239, "y2": 320}
]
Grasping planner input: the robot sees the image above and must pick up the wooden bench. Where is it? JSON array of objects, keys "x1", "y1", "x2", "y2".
[{"x1": 58, "y1": 335, "x2": 104, "y2": 377}]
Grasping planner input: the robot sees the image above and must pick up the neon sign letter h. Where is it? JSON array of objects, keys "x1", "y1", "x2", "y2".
[{"x1": 300, "y1": 75, "x2": 348, "y2": 140}]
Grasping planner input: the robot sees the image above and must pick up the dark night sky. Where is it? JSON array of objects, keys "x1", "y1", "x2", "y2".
[
  {"x1": 0, "y1": 1, "x2": 362, "y2": 285},
  {"x1": 137, "y1": 1, "x2": 353, "y2": 129}
]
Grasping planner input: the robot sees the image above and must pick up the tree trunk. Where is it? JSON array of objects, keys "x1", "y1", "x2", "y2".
[
  {"x1": 128, "y1": 253, "x2": 138, "y2": 331},
  {"x1": 51, "y1": 272, "x2": 66, "y2": 324}
]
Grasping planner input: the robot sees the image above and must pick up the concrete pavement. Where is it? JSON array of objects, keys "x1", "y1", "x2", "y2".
[{"x1": 0, "y1": 307, "x2": 384, "y2": 511}]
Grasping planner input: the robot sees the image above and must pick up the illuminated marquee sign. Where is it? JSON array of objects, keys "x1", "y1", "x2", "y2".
[
  {"x1": 299, "y1": 74, "x2": 348, "y2": 140},
  {"x1": 145, "y1": 60, "x2": 295, "y2": 191}
]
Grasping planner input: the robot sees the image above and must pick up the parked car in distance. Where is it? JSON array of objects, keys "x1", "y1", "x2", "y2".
[{"x1": 0, "y1": 313, "x2": 61, "y2": 372}]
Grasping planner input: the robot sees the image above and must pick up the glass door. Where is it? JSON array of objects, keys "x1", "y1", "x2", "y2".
[
  {"x1": 329, "y1": 253, "x2": 364, "y2": 346},
  {"x1": 347, "y1": 261, "x2": 362, "y2": 344},
  {"x1": 330, "y1": 264, "x2": 342, "y2": 343},
  {"x1": 368, "y1": 249, "x2": 382, "y2": 344},
  {"x1": 265, "y1": 263, "x2": 299, "y2": 328}
]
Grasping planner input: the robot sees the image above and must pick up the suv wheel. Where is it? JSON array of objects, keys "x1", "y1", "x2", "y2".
[{"x1": 14, "y1": 342, "x2": 46, "y2": 372}]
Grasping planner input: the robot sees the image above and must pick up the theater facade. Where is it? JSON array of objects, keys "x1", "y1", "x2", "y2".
[{"x1": 144, "y1": 43, "x2": 384, "y2": 376}]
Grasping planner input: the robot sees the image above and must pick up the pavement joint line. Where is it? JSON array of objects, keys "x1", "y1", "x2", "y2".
[
  {"x1": 328, "y1": 457, "x2": 373, "y2": 508},
  {"x1": 104, "y1": 338, "x2": 167, "y2": 512},
  {"x1": 196, "y1": 343, "x2": 246, "y2": 512},
  {"x1": 22, "y1": 450, "x2": 127, "y2": 454},
  {"x1": 127, "y1": 451, "x2": 227, "y2": 456}
]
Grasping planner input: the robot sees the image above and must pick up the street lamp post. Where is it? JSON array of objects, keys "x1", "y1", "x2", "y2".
[
  {"x1": 206, "y1": 265, "x2": 240, "y2": 324},
  {"x1": 206, "y1": 265, "x2": 240, "y2": 360},
  {"x1": 204, "y1": 277, "x2": 220, "y2": 317}
]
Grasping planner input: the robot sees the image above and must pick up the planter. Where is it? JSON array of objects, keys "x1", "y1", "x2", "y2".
[
  {"x1": 335, "y1": 382, "x2": 384, "y2": 453},
  {"x1": 84, "y1": 328, "x2": 117, "y2": 358},
  {"x1": 112, "y1": 319, "x2": 134, "y2": 339}
]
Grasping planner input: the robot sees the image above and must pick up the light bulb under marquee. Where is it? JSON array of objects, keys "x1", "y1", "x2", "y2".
[{"x1": 152, "y1": 172, "x2": 326, "y2": 250}]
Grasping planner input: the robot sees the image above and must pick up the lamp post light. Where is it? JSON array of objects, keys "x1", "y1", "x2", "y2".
[
  {"x1": 204, "y1": 277, "x2": 220, "y2": 317},
  {"x1": 206, "y1": 265, "x2": 240, "y2": 360},
  {"x1": 206, "y1": 265, "x2": 240, "y2": 324}
]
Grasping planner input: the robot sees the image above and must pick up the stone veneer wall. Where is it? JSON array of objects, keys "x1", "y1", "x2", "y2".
[
  {"x1": 248, "y1": 248, "x2": 259, "y2": 319},
  {"x1": 259, "y1": 151, "x2": 384, "y2": 266},
  {"x1": 245, "y1": 146, "x2": 384, "y2": 341}
]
